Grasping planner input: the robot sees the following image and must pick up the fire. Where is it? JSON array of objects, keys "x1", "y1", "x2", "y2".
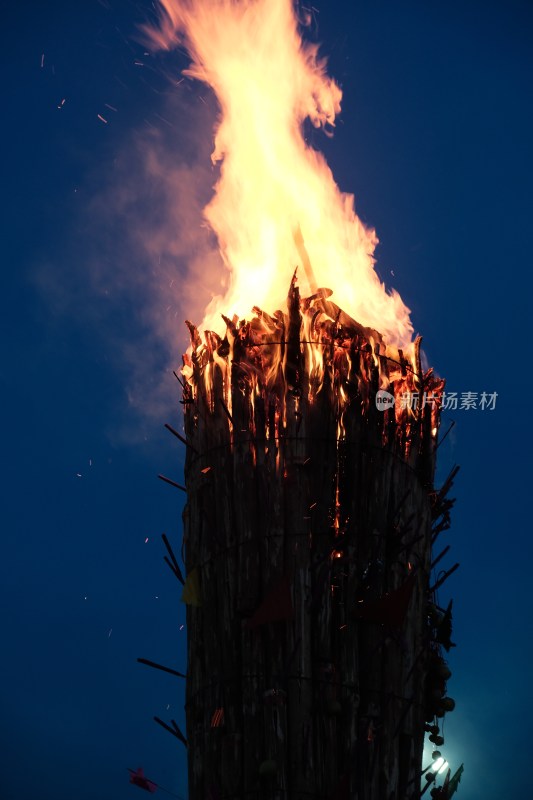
[
  {"x1": 181, "y1": 273, "x2": 444, "y2": 467},
  {"x1": 144, "y1": 0, "x2": 413, "y2": 349}
]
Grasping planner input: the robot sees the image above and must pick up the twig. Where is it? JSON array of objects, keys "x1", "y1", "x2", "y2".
[
  {"x1": 430, "y1": 545, "x2": 450, "y2": 571},
  {"x1": 164, "y1": 556, "x2": 184, "y2": 584},
  {"x1": 430, "y1": 563, "x2": 460, "y2": 593},
  {"x1": 154, "y1": 716, "x2": 188, "y2": 748},
  {"x1": 164, "y1": 423, "x2": 199, "y2": 454},
  {"x1": 158, "y1": 474, "x2": 187, "y2": 493},
  {"x1": 162, "y1": 534, "x2": 185, "y2": 584},
  {"x1": 137, "y1": 658, "x2": 186, "y2": 678},
  {"x1": 172, "y1": 369, "x2": 185, "y2": 389},
  {"x1": 436, "y1": 420, "x2": 455, "y2": 451}
]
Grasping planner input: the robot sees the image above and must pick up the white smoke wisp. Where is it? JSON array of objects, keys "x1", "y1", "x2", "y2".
[{"x1": 34, "y1": 93, "x2": 226, "y2": 441}]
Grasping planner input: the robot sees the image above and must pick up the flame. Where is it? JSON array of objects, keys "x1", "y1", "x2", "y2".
[{"x1": 144, "y1": 0, "x2": 413, "y2": 348}]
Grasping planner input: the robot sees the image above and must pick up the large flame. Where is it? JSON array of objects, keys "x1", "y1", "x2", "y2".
[{"x1": 145, "y1": 0, "x2": 413, "y2": 347}]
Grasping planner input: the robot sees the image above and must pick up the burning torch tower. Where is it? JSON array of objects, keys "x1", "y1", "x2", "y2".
[{"x1": 146, "y1": 1, "x2": 459, "y2": 798}]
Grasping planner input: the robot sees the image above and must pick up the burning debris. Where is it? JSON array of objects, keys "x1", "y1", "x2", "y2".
[{"x1": 182, "y1": 274, "x2": 443, "y2": 474}]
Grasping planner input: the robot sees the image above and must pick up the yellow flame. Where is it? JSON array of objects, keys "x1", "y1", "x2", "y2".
[{"x1": 145, "y1": 0, "x2": 413, "y2": 347}]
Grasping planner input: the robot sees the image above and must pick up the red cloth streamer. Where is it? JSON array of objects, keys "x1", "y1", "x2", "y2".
[
  {"x1": 353, "y1": 573, "x2": 416, "y2": 628},
  {"x1": 129, "y1": 768, "x2": 157, "y2": 793},
  {"x1": 245, "y1": 575, "x2": 294, "y2": 629},
  {"x1": 210, "y1": 708, "x2": 225, "y2": 728}
]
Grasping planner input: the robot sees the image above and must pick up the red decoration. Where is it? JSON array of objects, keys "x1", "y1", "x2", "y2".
[
  {"x1": 245, "y1": 575, "x2": 294, "y2": 629},
  {"x1": 129, "y1": 768, "x2": 157, "y2": 793},
  {"x1": 210, "y1": 708, "x2": 225, "y2": 727},
  {"x1": 353, "y1": 573, "x2": 416, "y2": 628}
]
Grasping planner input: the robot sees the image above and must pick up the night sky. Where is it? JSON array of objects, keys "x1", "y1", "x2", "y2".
[{"x1": 3, "y1": 1, "x2": 533, "y2": 798}]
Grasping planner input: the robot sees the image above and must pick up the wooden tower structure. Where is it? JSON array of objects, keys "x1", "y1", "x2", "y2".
[{"x1": 168, "y1": 277, "x2": 457, "y2": 799}]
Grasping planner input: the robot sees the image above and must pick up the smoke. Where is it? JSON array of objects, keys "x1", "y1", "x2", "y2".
[{"x1": 33, "y1": 88, "x2": 224, "y2": 441}]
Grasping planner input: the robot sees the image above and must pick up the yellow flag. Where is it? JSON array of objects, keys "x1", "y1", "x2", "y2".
[{"x1": 181, "y1": 567, "x2": 201, "y2": 607}]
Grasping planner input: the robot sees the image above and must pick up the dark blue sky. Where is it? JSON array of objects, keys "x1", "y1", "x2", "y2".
[{"x1": 2, "y1": 1, "x2": 532, "y2": 798}]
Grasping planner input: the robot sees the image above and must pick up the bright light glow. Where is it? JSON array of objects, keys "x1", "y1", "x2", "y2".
[{"x1": 432, "y1": 757, "x2": 449, "y2": 774}]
